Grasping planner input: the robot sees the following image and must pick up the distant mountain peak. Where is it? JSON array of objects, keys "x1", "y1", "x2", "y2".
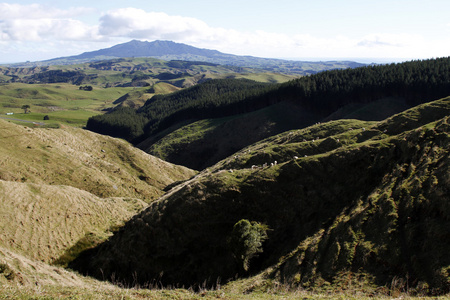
[
  {"x1": 33, "y1": 39, "x2": 366, "y2": 75},
  {"x1": 74, "y1": 39, "x2": 222, "y2": 60}
]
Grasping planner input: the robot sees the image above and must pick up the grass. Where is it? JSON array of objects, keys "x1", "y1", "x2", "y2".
[
  {"x1": 68, "y1": 98, "x2": 450, "y2": 294},
  {"x1": 145, "y1": 101, "x2": 321, "y2": 170},
  {"x1": 0, "y1": 118, "x2": 195, "y2": 201},
  {"x1": 0, "y1": 83, "x2": 135, "y2": 127},
  {"x1": 0, "y1": 118, "x2": 195, "y2": 269},
  {"x1": 0, "y1": 99, "x2": 449, "y2": 299},
  {"x1": 0, "y1": 70, "x2": 294, "y2": 128},
  {"x1": 1, "y1": 279, "x2": 446, "y2": 299}
]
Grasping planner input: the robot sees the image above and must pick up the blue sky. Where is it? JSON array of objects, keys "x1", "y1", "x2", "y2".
[{"x1": 1, "y1": 0, "x2": 450, "y2": 63}]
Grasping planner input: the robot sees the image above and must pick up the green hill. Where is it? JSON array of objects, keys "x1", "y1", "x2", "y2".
[
  {"x1": 142, "y1": 97, "x2": 412, "y2": 170},
  {"x1": 0, "y1": 57, "x2": 297, "y2": 127},
  {"x1": 0, "y1": 118, "x2": 198, "y2": 297},
  {"x1": 100, "y1": 57, "x2": 450, "y2": 170},
  {"x1": 70, "y1": 97, "x2": 450, "y2": 295},
  {"x1": 0, "y1": 119, "x2": 195, "y2": 201},
  {"x1": 1, "y1": 57, "x2": 294, "y2": 88}
]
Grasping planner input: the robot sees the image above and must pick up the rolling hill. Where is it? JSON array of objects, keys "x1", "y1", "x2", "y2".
[
  {"x1": 0, "y1": 119, "x2": 195, "y2": 201},
  {"x1": 1, "y1": 56, "x2": 294, "y2": 88},
  {"x1": 70, "y1": 97, "x2": 450, "y2": 294},
  {"x1": 0, "y1": 118, "x2": 198, "y2": 297},
  {"x1": 88, "y1": 56, "x2": 450, "y2": 170},
  {"x1": 1, "y1": 39, "x2": 449, "y2": 299}
]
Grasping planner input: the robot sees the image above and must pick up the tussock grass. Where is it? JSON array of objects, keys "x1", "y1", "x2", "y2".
[{"x1": 0, "y1": 180, "x2": 146, "y2": 264}]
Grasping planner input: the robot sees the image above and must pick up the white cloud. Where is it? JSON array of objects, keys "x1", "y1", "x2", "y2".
[
  {"x1": 97, "y1": 8, "x2": 323, "y2": 57},
  {"x1": 0, "y1": 3, "x2": 446, "y2": 62},
  {"x1": 1, "y1": 18, "x2": 100, "y2": 41},
  {"x1": 0, "y1": 3, "x2": 100, "y2": 41},
  {"x1": 0, "y1": 3, "x2": 94, "y2": 20},
  {"x1": 99, "y1": 8, "x2": 211, "y2": 41},
  {"x1": 357, "y1": 33, "x2": 421, "y2": 48},
  {"x1": 96, "y1": 8, "x2": 431, "y2": 59}
]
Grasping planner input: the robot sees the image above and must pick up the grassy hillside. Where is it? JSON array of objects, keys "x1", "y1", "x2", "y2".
[
  {"x1": 143, "y1": 97, "x2": 411, "y2": 170},
  {"x1": 1, "y1": 57, "x2": 296, "y2": 88},
  {"x1": 0, "y1": 181, "x2": 146, "y2": 264},
  {"x1": 0, "y1": 118, "x2": 201, "y2": 298},
  {"x1": 0, "y1": 117, "x2": 194, "y2": 266},
  {"x1": 0, "y1": 119, "x2": 195, "y2": 200},
  {"x1": 92, "y1": 57, "x2": 450, "y2": 171},
  {"x1": 0, "y1": 82, "x2": 136, "y2": 126},
  {"x1": 71, "y1": 97, "x2": 450, "y2": 295},
  {"x1": 0, "y1": 58, "x2": 296, "y2": 127}
]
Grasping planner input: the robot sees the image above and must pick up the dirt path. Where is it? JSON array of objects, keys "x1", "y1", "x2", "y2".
[{"x1": 0, "y1": 116, "x2": 45, "y2": 125}]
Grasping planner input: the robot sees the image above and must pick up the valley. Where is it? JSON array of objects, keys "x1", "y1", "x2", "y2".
[{"x1": 0, "y1": 41, "x2": 449, "y2": 299}]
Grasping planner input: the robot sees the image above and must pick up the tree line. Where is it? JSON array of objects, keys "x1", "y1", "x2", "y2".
[
  {"x1": 86, "y1": 57, "x2": 450, "y2": 143},
  {"x1": 87, "y1": 78, "x2": 273, "y2": 142}
]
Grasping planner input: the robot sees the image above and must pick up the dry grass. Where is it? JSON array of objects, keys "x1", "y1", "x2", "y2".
[
  {"x1": 0, "y1": 119, "x2": 195, "y2": 201},
  {"x1": 0, "y1": 118, "x2": 197, "y2": 297},
  {"x1": 0, "y1": 180, "x2": 145, "y2": 264}
]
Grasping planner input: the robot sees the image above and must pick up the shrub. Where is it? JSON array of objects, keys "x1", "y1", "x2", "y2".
[
  {"x1": 228, "y1": 219, "x2": 269, "y2": 272},
  {"x1": 0, "y1": 262, "x2": 16, "y2": 281}
]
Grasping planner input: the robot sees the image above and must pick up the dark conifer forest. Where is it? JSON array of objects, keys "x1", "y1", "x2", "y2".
[{"x1": 86, "y1": 57, "x2": 450, "y2": 143}]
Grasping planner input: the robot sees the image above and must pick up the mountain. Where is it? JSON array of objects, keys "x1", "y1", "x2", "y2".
[
  {"x1": 23, "y1": 40, "x2": 366, "y2": 75},
  {"x1": 75, "y1": 40, "x2": 224, "y2": 60},
  {"x1": 71, "y1": 97, "x2": 450, "y2": 294}
]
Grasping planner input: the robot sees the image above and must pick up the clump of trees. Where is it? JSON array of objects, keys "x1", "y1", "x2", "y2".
[
  {"x1": 79, "y1": 85, "x2": 93, "y2": 91},
  {"x1": 86, "y1": 107, "x2": 148, "y2": 142},
  {"x1": 24, "y1": 70, "x2": 88, "y2": 84}
]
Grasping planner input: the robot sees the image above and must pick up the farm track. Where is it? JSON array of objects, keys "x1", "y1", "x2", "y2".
[{"x1": 0, "y1": 116, "x2": 45, "y2": 125}]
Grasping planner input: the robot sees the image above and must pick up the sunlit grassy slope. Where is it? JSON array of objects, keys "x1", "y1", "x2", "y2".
[
  {"x1": 72, "y1": 97, "x2": 450, "y2": 295},
  {"x1": 0, "y1": 119, "x2": 195, "y2": 201},
  {"x1": 0, "y1": 117, "x2": 194, "y2": 267},
  {"x1": 0, "y1": 83, "x2": 134, "y2": 126},
  {"x1": 0, "y1": 60, "x2": 296, "y2": 127},
  {"x1": 0, "y1": 181, "x2": 146, "y2": 264},
  {"x1": 0, "y1": 118, "x2": 197, "y2": 298}
]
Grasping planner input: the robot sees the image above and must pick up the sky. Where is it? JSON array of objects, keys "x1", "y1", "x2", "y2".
[{"x1": 1, "y1": 0, "x2": 450, "y2": 63}]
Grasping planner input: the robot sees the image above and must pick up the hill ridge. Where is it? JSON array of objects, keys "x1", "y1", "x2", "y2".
[{"x1": 70, "y1": 97, "x2": 450, "y2": 294}]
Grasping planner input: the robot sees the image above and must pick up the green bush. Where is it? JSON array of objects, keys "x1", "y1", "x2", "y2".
[{"x1": 228, "y1": 219, "x2": 269, "y2": 272}]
